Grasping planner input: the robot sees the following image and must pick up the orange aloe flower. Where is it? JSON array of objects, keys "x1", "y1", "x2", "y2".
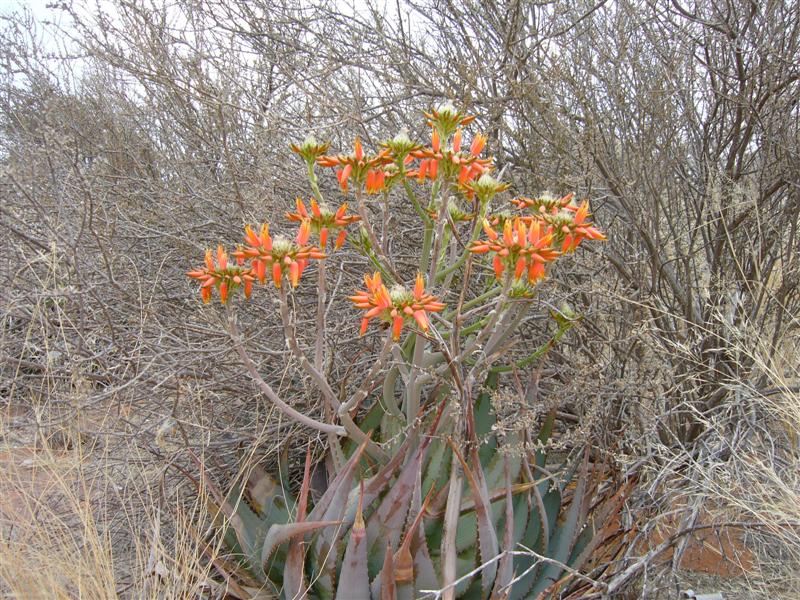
[
  {"x1": 543, "y1": 200, "x2": 607, "y2": 252},
  {"x1": 408, "y1": 128, "x2": 493, "y2": 189},
  {"x1": 187, "y1": 245, "x2": 255, "y2": 304},
  {"x1": 233, "y1": 221, "x2": 325, "y2": 289},
  {"x1": 510, "y1": 192, "x2": 576, "y2": 215},
  {"x1": 349, "y1": 272, "x2": 445, "y2": 340},
  {"x1": 470, "y1": 217, "x2": 560, "y2": 282},
  {"x1": 423, "y1": 102, "x2": 475, "y2": 138},
  {"x1": 470, "y1": 132, "x2": 487, "y2": 157},
  {"x1": 286, "y1": 198, "x2": 360, "y2": 249},
  {"x1": 317, "y1": 138, "x2": 393, "y2": 194}
]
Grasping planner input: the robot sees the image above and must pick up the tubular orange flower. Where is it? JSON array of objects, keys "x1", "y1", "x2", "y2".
[
  {"x1": 187, "y1": 245, "x2": 255, "y2": 304},
  {"x1": 233, "y1": 221, "x2": 326, "y2": 289},
  {"x1": 317, "y1": 139, "x2": 393, "y2": 194},
  {"x1": 470, "y1": 133, "x2": 487, "y2": 157},
  {"x1": 542, "y1": 200, "x2": 607, "y2": 253},
  {"x1": 349, "y1": 272, "x2": 445, "y2": 340},
  {"x1": 409, "y1": 141, "x2": 492, "y2": 188},
  {"x1": 452, "y1": 128, "x2": 462, "y2": 153},
  {"x1": 286, "y1": 198, "x2": 361, "y2": 249},
  {"x1": 469, "y1": 217, "x2": 560, "y2": 283},
  {"x1": 365, "y1": 169, "x2": 387, "y2": 194}
]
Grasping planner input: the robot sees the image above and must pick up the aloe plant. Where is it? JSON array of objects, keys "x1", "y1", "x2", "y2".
[
  {"x1": 186, "y1": 105, "x2": 623, "y2": 599},
  {"x1": 197, "y1": 369, "x2": 629, "y2": 600}
]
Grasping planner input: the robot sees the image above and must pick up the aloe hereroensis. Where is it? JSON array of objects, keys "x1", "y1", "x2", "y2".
[{"x1": 187, "y1": 105, "x2": 628, "y2": 599}]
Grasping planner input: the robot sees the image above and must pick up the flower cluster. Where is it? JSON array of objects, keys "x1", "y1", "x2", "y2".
[
  {"x1": 542, "y1": 200, "x2": 607, "y2": 252},
  {"x1": 510, "y1": 191, "x2": 577, "y2": 215},
  {"x1": 187, "y1": 246, "x2": 255, "y2": 304},
  {"x1": 407, "y1": 126, "x2": 495, "y2": 198},
  {"x1": 317, "y1": 139, "x2": 393, "y2": 194},
  {"x1": 290, "y1": 136, "x2": 330, "y2": 164},
  {"x1": 233, "y1": 221, "x2": 326, "y2": 289},
  {"x1": 470, "y1": 217, "x2": 560, "y2": 282},
  {"x1": 423, "y1": 102, "x2": 475, "y2": 137},
  {"x1": 188, "y1": 105, "x2": 606, "y2": 333},
  {"x1": 470, "y1": 191, "x2": 606, "y2": 283},
  {"x1": 350, "y1": 272, "x2": 445, "y2": 340},
  {"x1": 286, "y1": 198, "x2": 360, "y2": 249}
]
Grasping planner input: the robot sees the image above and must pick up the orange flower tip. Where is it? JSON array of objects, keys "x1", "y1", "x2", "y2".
[
  {"x1": 354, "y1": 138, "x2": 363, "y2": 161},
  {"x1": 392, "y1": 315, "x2": 403, "y2": 340},
  {"x1": 453, "y1": 128, "x2": 462, "y2": 153}
]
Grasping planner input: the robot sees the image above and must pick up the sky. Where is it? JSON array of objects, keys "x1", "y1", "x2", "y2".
[{"x1": 1, "y1": 0, "x2": 63, "y2": 22}]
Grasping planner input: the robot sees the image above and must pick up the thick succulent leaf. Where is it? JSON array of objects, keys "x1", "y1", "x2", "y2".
[
  {"x1": 343, "y1": 397, "x2": 385, "y2": 456},
  {"x1": 529, "y1": 450, "x2": 590, "y2": 599},
  {"x1": 422, "y1": 436, "x2": 451, "y2": 498},
  {"x1": 460, "y1": 578, "x2": 484, "y2": 600},
  {"x1": 306, "y1": 438, "x2": 369, "y2": 599},
  {"x1": 244, "y1": 463, "x2": 295, "y2": 526},
  {"x1": 441, "y1": 459, "x2": 463, "y2": 600},
  {"x1": 380, "y1": 411, "x2": 405, "y2": 452},
  {"x1": 282, "y1": 549, "x2": 307, "y2": 600},
  {"x1": 261, "y1": 520, "x2": 342, "y2": 567},
  {"x1": 493, "y1": 455, "x2": 515, "y2": 598},
  {"x1": 335, "y1": 487, "x2": 370, "y2": 600},
  {"x1": 283, "y1": 449, "x2": 313, "y2": 600},
  {"x1": 507, "y1": 487, "x2": 561, "y2": 600},
  {"x1": 366, "y1": 416, "x2": 439, "y2": 576},
  {"x1": 454, "y1": 547, "x2": 477, "y2": 597},
  {"x1": 483, "y1": 431, "x2": 521, "y2": 491},
  {"x1": 534, "y1": 409, "x2": 557, "y2": 470},
  {"x1": 410, "y1": 472, "x2": 438, "y2": 594},
  {"x1": 196, "y1": 462, "x2": 265, "y2": 574},
  {"x1": 342, "y1": 396, "x2": 447, "y2": 533},
  {"x1": 455, "y1": 509, "x2": 478, "y2": 553},
  {"x1": 369, "y1": 542, "x2": 396, "y2": 600},
  {"x1": 475, "y1": 371, "x2": 498, "y2": 465},
  {"x1": 307, "y1": 438, "x2": 369, "y2": 524},
  {"x1": 365, "y1": 459, "x2": 414, "y2": 565},
  {"x1": 448, "y1": 440, "x2": 498, "y2": 597}
]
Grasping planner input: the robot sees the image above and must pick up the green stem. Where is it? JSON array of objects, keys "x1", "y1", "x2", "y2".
[
  {"x1": 435, "y1": 199, "x2": 489, "y2": 282},
  {"x1": 402, "y1": 176, "x2": 432, "y2": 226},
  {"x1": 490, "y1": 321, "x2": 574, "y2": 374},
  {"x1": 306, "y1": 161, "x2": 325, "y2": 204}
]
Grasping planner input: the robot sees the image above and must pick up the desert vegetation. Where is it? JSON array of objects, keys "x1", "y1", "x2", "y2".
[{"x1": 1, "y1": 1, "x2": 798, "y2": 598}]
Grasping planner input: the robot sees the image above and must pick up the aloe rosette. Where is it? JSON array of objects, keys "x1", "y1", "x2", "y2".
[{"x1": 199, "y1": 373, "x2": 630, "y2": 600}]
